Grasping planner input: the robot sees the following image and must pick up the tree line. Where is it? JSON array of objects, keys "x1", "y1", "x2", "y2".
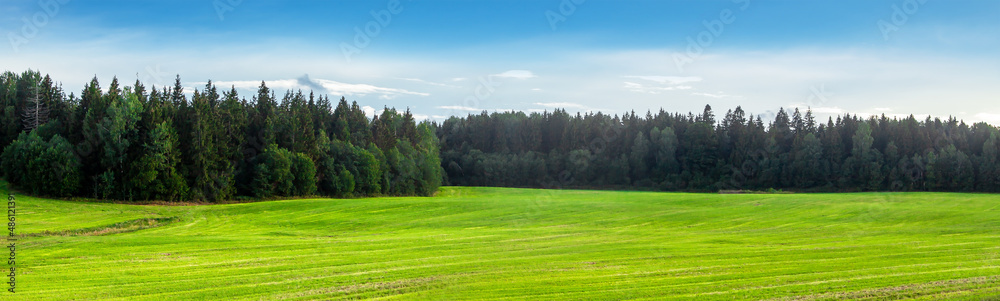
[
  {"x1": 0, "y1": 70, "x2": 442, "y2": 201},
  {"x1": 3, "y1": 69, "x2": 998, "y2": 198},
  {"x1": 437, "y1": 105, "x2": 1000, "y2": 192}
]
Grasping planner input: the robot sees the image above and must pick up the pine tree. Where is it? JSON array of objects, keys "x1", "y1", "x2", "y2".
[
  {"x1": 21, "y1": 81, "x2": 49, "y2": 132},
  {"x1": 130, "y1": 120, "x2": 188, "y2": 201},
  {"x1": 979, "y1": 131, "x2": 1000, "y2": 191},
  {"x1": 629, "y1": 132, "x2": 650, "y2": 184},
  {"x1": 94, "y1": 88, "x2": 143, "y2": 199},
  {"x1": 792, "y1": 133, "x2": 823, "y2": 188},
  {"x1": 844, "y1": 122, "x2": 884, "y2": 191},
  {"x1": 0, "y1": 72, "x2": 21, "y2": 148}
]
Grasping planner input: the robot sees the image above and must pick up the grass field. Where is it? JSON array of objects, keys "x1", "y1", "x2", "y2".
[{"x1": 5, "y1": 181, "x2": 1000, "y2": 300}]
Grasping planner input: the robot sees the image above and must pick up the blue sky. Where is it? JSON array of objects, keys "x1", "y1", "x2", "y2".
[{"x1": 3, "y1": 0, "x2": 999, "y2": 123}]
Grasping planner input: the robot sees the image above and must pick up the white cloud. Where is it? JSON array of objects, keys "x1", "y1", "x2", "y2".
[
  {"x1": 397, "y1": 77, "x2": 458, "y2": 88},
  {"x1": 625, "y1": 82, "x2": 694, "y2": 94},
  {"x1": 624, "y1": 75, "x2": 702, "y2": 85},
  {"x1": 362, "y1": 106, "x2": 377, "y2": 118},
  {"x1": 975, "y1": 113, "x2": 1000, "y2": 124},
  {"x1": 316, "y1": 79, "x2": 429, "y2": 99},
  {"x1": 7, "y1": 32, "x2": 1000, "y2": 124},
  {"x1": 691, "y1": 91, "x2": 743, "y2": 100},
  {"x1": 494, "y1": 70, "x2": 536, "y2": 79},
  {"x1": 437, "y1": 105, "x2": 481, "y2": 111},
  {"x1": 789, "y1": 103, "x2": 846, "y2": 114},
  {"x1": 873, "y1": 107, "x2": 893, "y2": 112},
  {"x1": 198, "y1": 78, "x2": 429, "y2": 100},
  {"x1": 810, "y1": 107, "x2": 846, "y2": 114},
  {"x1": 620, "y1": 75, "x2": 698, "y2": 95},
  {"x1": 691, "y1": 92, "x2": 726, "y2": 98},
  {"x1": 534, "y1": 102, "x2": 586, "y2": 109}
]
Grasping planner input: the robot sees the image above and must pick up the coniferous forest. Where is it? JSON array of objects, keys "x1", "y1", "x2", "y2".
[
  {"x1": 2, "y1": 70, "x2": 1000, "y2": 201},
  {"x1": 437, "y1": 105, "x2": 1000, "y2": 193},
  {"x1": 0, "y1": 70, "x2": 442, "y2": 201}
]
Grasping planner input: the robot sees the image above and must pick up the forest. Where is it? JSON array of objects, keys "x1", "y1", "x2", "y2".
[
  {"x1": 2, "y1": 70, "x2": 1000, "y2": 201},
  {"x1": 437, "y1": 106, "x2": 1000, "y2": 192},
  {"x1": 0, "y1": 70, "x2": 442, "y2": 201}
]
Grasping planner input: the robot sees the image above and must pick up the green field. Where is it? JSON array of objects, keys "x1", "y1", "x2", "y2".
[{"x1": 5, "y1": 182, "x2": 1000, "y2": 300}]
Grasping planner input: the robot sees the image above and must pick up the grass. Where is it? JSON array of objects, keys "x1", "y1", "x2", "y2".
[{"x1": 4, "y1": 182, "x2": 1000, "y2": 300}]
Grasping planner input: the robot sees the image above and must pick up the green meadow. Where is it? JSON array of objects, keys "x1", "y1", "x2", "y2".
[{"x1": 5, "y1": 182, "x2": 1000, "y2": 300}]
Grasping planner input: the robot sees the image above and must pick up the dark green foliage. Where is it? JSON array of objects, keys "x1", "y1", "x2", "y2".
[
  {"x1": 842, "y1": 123, "x2": 884, "y2": 191},
  {"x1": 352, "y1": 145, "x2": 381, "y2": 195},
  {"x1": 979, "y1": 132, "x2": 1000, "y2": 192},
  {"x1": 252, "y1": 145, "x2": 318, "y2": 198},
  {"x1": 95, "y1": 88, "x2": 143, "y2": 199},
  {"x1": 4, "y1": 70, "x2": 998, "y2": 196},
  {"x1": 1, "y1": 132, "x2": 81, "y2": 196},
  {"x1": 129, "y1": 121, "x2": 188, "y2": 201},
  {"x1": 252, "y1": 144, "x2": 294, "y2": 198},
  {"x1": 0, "y1": 71, "x2": 437, "y2": 201},
  {"x1": 290, "y1": 152, "x2": 317, "y2": 196},
  {"x1": 933, "y1": 144, "x2": 975, "y2": 191},
  {"x1": 439, "y1": 108, "x2": 1000, "y2": 192},
  {"x1": 318, "y1": 156, "x2": 355, "y2": 197},
  {"x1": 414, "y1": 123, "x2": 443, "y2": 196},
  {"x1": 792, "y1": 133, "x2": 824, "y2": 188},
  {"x1": 182, "y1": 82, "x2": 238, "y2": 201}
]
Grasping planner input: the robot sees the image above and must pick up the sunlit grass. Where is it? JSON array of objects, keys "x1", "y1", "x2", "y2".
[{"x1": 6, "y1": 183, "x2": 1000, "y2": 300}]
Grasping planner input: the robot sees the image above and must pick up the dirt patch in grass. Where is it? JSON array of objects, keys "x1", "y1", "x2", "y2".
[
  {"x1": 770, "y1": 275, "x2": 1000, "y2": 301},
  {"x1": 20, "y1": 217, "x2": 178, "y2": 237}
]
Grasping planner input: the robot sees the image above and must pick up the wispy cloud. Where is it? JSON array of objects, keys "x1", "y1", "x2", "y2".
[
  {"x1": 494, "y1": 70, "x2": 536, "y2": 79},
  {"x1": 621, "y1": 75, "x2": 700, "y2": 94},
  {"x1": 808, "y1": 107, "x2": 846, "y2": 114},
  {"x1": 397, "y1": 77, "x2": 459, "y2": 88},
  {"x1": 315, "y1": 79, "x2": 429, "y2": 99},
  {"x1": 625, "y1": 82, "x2": 693, "y2": 94},
  {"x1": 437, "y1": 105, "x2": 482, "y2": 111},
  {"x1": 691, "y1": 92, "x2": 734, "y2": 99},
  {"x1": 975, "y1": 113, "x2": 1000, "y2": 124},
  {"x1": 624, "y1": 75, "x2": 702, "y2": 85},
  {"x1": 789, "y1": 103, "x2": 846, "y2": 114},
  {"x1": 534, "y1": 102, "x2": 586, "y2": 109},
  {"x1": 199, "y1": 78, "x2": 429, "y2": 100}
]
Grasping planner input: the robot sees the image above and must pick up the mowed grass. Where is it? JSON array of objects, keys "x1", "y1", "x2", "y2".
[{"x1": 5, "y1": 182, "x2": 1000, "y2": 300}]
